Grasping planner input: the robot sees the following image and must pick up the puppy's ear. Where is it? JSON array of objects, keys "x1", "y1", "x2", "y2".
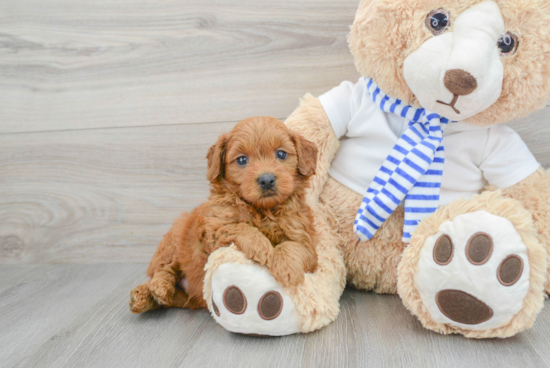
[
  {"x1": 292, "y1": 132, "x2": 318, "y2": 177},
  {"x1": 206, "y1": 133, "x2": 228, "y2": 182}
]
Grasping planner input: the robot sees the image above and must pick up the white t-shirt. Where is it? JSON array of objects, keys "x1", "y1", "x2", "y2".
[{"x1": 319, "y1": 78, "x2": 540, "y2": 206}]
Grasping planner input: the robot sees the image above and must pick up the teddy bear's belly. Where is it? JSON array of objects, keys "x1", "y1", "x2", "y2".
[{"x1": 320, "y1": 177, "x2": 407, "y2": 294}]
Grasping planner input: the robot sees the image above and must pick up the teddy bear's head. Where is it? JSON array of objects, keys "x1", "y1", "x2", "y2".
[{"x1": 349, "y1": 0, "x2": 550, "y2": 125}]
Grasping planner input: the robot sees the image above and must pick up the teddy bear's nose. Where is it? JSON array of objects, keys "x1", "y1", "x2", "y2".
[{"x1": 444, "y1": 69, "x2": 478, "y2": 96}]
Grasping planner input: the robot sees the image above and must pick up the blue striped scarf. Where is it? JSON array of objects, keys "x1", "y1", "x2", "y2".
[{"x1": 354, "y1": 78, "x2": 454, "y2": 243}]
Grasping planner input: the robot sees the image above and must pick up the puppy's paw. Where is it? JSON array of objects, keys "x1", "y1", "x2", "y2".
[
  {"x1": 129, "y1": 284, "x2": 157, "y2": 314},
  {"x1": 216, "y1": 225, "x2": 273, "y2": 266},
  {"x1": 215, "y1": 223, "x2": 249, "y2": 243},
  {"x1": 214, "y1": 228, "x2": 239, "y2": 249},
  {"x1": 149, "y1": 278, "x2": 175, "y2": 306},
  {"x1": 270, "y1": 256, "x2": 305, "y2": 288},
  {"x1": 238, "y1": 240, "x2": 273, "y2": 267}
]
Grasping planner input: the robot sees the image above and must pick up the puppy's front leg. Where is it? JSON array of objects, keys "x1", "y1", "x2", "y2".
[
  {"x1": 215, "y1": 223, "x2": 274, "y2": 266},
  {"x1": 271, "y1": 241, "x2": 318, "y2": 287}
]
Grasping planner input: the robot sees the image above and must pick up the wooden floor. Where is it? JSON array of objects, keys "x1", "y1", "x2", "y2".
[
  {"x1": 2, "y1": 0, "x2": 550, "y2": 367},
  {"x1": 2, "y1": 264, "x2": 550, "y2": 368}
]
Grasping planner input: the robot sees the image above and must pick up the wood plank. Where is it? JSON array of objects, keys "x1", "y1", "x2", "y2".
[
  {"x1": 2, "y1": 115, "x2": 550, "y2": 264},
  {"x1": 0, "y1": 264, "x2": 41, "y2": 293},
  {"x1": 0, "y1": 121, "x2": 235, "y2": 264},
  {"x1": 2, "y1": 264, "x2": 550, "y2": 368},
  {"x1": 0, "y1": 264, "x2": 148, "y2": 368},
  {"x1": 0, "y1": 0, "x2": 360, "y2": 134}
]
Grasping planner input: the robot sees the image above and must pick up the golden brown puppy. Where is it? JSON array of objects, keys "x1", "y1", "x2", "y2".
[{"x1": 129, "y1": 116, "x2": 319, "y2": 313}]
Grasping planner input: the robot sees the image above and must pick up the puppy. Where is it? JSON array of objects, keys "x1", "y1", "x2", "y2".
[{"x1": 129, "y1": 116, "x2": 319, "y2": 312}]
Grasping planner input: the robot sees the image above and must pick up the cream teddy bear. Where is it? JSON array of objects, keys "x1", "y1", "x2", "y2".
[{"x1": 205, "y1": 0, "x2": 550, "y2": 338}]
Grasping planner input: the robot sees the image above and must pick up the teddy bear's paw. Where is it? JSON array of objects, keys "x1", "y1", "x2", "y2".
[
  {"x1": 413, "y1": 211, "x2": 533, "y2": 335},
  {"x1": 209, "y1": 262, "x2": 302, "y2": 336}
]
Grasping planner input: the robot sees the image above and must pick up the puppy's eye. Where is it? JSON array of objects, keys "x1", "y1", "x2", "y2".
[
  {"x1": 236, "y1": 156, "x2": 248, "y2": 167},
  {"x1": 276, "y1": 150, "x2": 287, "y2": 161},
  {"x1": 426, "y1": 8, "x2": 451, "y2": 36},
  {"x1": 497, "y1": 32, "x2": 519, "y2": 57}
]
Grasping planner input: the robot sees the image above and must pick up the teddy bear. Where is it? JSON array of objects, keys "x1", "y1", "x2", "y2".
[{"x1": 203, "y1": 0, "x2": 550, "y2": 338}]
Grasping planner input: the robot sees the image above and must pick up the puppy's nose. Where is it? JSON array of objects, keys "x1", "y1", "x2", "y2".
[
  {"x1": 444, "y1": 69, "x2": 478, "y2": 96},
  {"x1": 258, "y1": 173, "x2": 276, "y2": 190}
]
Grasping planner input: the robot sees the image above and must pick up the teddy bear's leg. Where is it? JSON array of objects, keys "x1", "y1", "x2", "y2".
[
  {"x1": 203, "y1": 206, "x2": 346, "y2": 336},
  {"x1": 494, "y1": 168, "x2": 550, "y2": 294},
  {"x1": 284, "y1": 94, "x2": 341, "y2": 204},
  {"x1": 397, "y1": 190, "x2": 548, "y2": 338},
  {"x1": 320, "y1": 177, "x2": 407, "y2": 294}
]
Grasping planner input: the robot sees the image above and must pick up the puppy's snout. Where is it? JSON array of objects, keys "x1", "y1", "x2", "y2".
[
  {"x1": 444, "y1": 69, "x2": 478, "y2": 96},
  {"x1": 258, "y1": 173, "x2": 276, "y2": 191}
]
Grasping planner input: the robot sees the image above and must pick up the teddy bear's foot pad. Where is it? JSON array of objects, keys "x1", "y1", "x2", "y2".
[
  {"x1": 415, "y1": 211, "x2": 530, "y2": 330},
  {"x1": 210, "y1": 263, "x2": 301, "y2": 336},
  {"x1": 436, "y1": 289, "x2": 493, "y2": 325}
]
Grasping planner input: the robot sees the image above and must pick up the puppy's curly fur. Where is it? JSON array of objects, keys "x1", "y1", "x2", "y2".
[{"x1": 129, "y1": 116, "x2": 319, "y2": 313}]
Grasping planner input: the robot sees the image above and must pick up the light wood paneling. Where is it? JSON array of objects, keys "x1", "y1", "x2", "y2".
[
  {"x1": 0, "y1": 121, "x2": 235, "y2": 263},
  {"x1": 0, "y1": 0, "x2": 360, "y2": 134},
  {"x1": 2, "y1": 264, "x2": 550, "y2": 368}
]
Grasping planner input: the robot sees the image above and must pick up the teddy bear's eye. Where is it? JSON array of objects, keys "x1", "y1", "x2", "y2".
[
  {"x1": 497, "y1": 32, "x2": 519, "y2": 57},
  {"x1": 426, "y1": 8, "x2": 451, "y2": 36}
]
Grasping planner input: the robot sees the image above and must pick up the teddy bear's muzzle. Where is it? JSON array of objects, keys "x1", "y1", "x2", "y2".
[{"x1": 403, "y1": 0, "x2": 505, "y2": 120}]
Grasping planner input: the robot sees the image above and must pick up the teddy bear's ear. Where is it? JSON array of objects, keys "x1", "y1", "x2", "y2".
[
  {"x1": 206, "y1": 133, "x2": 228, "y2": 183},
  {"x1": 292, "y1": 132, "x2": 318, "y2": 177}
]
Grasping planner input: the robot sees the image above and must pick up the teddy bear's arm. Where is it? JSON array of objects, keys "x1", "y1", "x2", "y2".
[{"x1": 284, "y1": 94, "x2": 341, "y2": 204}]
